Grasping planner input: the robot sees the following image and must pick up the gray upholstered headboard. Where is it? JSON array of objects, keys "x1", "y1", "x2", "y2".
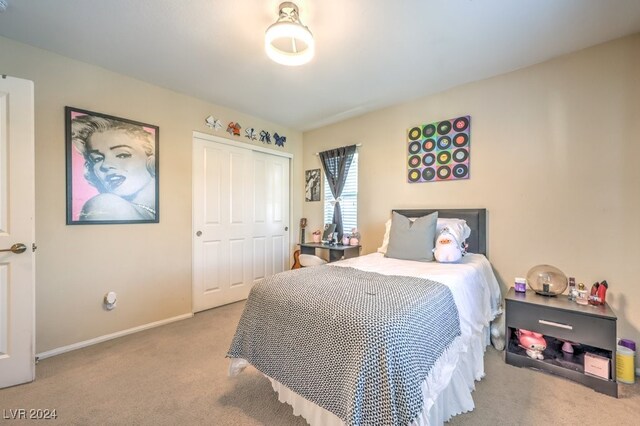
[{"x1": 392, "y1": 209, "x2": 487, "y2": 256}]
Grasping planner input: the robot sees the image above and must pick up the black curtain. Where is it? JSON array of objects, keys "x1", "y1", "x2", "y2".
[{"x1": 319, "y1": 145, "x2": 357, "y2": 240}]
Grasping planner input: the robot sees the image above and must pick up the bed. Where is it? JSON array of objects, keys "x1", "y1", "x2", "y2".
[{"x1": 227, "y1": 208, "x2": 501, "y2": 425}]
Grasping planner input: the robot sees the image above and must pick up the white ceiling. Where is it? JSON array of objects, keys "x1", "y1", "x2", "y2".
[{"x1": 1, "y1": 0, "x2": 639, "y2": 131}]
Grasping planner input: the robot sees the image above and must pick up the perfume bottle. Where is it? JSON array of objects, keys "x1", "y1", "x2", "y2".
[
  {"x1": 567, "y1": 277, "x2": 576, "y2": 301},
  {"x1": 589, "y1": 282, "x2": 601, "y2": 305},
  {"x1": 576, "y1": 283, "x2": 589, "y2": 305}
]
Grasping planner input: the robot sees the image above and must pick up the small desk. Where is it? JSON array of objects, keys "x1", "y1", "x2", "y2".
[{"x1": 299, "y1": 243, "x2": 360, "y2": 263}]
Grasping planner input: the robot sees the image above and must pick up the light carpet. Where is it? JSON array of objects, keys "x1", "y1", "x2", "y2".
[{"x1": 1, "y1": 301, "x2": 638, "y2": 425}]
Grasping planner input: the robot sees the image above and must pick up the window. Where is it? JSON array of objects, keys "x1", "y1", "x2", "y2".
[{"x1": 324, "y1": 153, "x2": 358, "y2": 233}]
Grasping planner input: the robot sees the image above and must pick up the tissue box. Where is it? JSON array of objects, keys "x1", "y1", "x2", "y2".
[{"x1": 584, "y1": 352, "x2": 610, "y2": 379}]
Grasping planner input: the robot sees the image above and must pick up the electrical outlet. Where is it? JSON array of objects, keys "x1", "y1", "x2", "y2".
[{"x1": 104, "y1": 291, "x2": 117, "y2": 310}]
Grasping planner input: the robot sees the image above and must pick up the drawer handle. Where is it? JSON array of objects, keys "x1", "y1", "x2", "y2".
[{"x1": 538, "y1": 319, "x2": 573, "y2": 330}]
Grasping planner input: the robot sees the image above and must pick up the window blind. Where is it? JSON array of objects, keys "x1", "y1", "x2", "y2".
[{"x1": 324, "y1": 153, "x2": 358, "y2": 233}]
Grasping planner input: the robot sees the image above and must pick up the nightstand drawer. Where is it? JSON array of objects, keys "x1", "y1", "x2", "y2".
[{"x1": 506, "y1": 301, "x2": 616, "y2": 350}]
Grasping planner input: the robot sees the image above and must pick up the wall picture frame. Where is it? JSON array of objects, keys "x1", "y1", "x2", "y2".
[
  {"x1": 65, "y1": 106, "x2": 160, "y2": 224},
  {"x1": 305, "y1": 168, "x2": 321, "y2": 202}
]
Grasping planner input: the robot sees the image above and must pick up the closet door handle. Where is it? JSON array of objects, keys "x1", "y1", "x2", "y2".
[{"x1": 538, "y1": 319, "x2": 573, "y2": 330}]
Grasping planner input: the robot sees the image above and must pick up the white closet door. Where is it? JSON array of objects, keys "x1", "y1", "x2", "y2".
[
  {"x1": 192, "y1": 136, "x2": 290, "y2": 312},
  {"x1": 251, "y1": 151, "x2": 290, "y2": 282}
]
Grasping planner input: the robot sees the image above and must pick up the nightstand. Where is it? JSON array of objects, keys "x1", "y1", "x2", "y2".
[{"x1": 505, "y1": 287, "x2": 618, "y2": 397}]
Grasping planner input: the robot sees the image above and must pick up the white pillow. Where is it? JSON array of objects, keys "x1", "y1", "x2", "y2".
[
  {"x1": 377, "y1": 217, "x2": 471, "y2": 254},
  {"x1": 376, "y1": 219, "x2": 392, "y2": 254}
]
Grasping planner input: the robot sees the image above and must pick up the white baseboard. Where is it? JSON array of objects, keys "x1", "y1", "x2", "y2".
[{"x1": 36, "y1": 313, "x2": 193, "y2": 360}]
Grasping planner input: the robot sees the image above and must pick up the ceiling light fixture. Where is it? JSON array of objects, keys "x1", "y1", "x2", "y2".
[{"x1": 265, "y1": 2, "x2": 314, "y2": 66}]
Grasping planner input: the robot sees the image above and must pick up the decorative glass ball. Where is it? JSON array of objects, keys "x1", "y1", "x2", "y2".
[{"x1": 526, "y1": 264, "x2": 568, "y2": 296}]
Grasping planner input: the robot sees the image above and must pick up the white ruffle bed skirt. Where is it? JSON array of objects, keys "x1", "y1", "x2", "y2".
[{"x1": 230, "y1": 326, "x2": 490, "y2": 426}]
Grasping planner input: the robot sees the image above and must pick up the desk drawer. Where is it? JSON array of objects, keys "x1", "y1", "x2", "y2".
[{"x1": 506, "y1": 300, "x2": 615, "y2": 350}]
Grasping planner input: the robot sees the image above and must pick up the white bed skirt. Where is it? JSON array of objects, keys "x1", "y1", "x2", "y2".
[{"x1": 249, "y1": 326, "x2": 490, "y2": 426}]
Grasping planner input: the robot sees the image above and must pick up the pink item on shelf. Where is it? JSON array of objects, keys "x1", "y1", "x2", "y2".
[
  {"x1": 585, "y1": 352, "x2": 610, "y2": 379},
  {"x1": 517, "y1": 329, "x2": 547, "y2": 360}
]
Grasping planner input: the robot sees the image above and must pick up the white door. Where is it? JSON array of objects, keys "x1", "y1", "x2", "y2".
[
  {"x1": 0, "y1": 76, "x2": 36, "y2": 388},
  {"x1": 251, "y1": 151, "x2": 290, "y2": 279},
  {"x1": 192, "y1": 135, "x2": 290, "y2": 312}
]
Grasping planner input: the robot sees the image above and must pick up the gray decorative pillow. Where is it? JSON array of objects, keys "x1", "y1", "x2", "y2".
[{"x1": 385, "y1": 211, "x2": 438, "y2": 262}]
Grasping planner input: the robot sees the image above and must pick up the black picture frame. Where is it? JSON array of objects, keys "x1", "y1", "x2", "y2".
[
  {"x1": 322, "y1": 223, "x2": 336, "y2": 241},
  {"x1": 305, "y1": 168, "x2": 321, "y2": 202},
  {"x1": 65, "y1": 106, "x2": 159, "y2": 224}
]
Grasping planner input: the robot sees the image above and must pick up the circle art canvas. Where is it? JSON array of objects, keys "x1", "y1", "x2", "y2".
[{"x1": 407, "y1": 115, "x2": 470, "y2": 183}]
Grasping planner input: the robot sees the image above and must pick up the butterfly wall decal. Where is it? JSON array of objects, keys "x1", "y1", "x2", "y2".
[
  {"x1": 259, "y1": 130, "x2": 271, "y2": 144},
  {"x1": 245, "y1": 128, "x2": 257, "y2": 140},
  {"x1": 227, "y1": 122, "x2": 241, "y2": 136},
  {"x1": 205, "y1": 115, "x2": 222, "y2": 130},
  {"x1": 274, "y1": 133, "x2": 286, "y2": 147}
]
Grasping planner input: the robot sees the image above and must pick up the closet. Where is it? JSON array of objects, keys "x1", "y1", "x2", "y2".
[{"x1": 192, "y1": 133, "x2": 290, "y2": 311}]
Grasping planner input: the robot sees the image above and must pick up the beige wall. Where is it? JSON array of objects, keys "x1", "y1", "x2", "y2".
[
  {"x1": 303, "y1": 34, "x2": 640, "y2": 358},
  {"x1": 2, "y1": 29, "x2": 638, "y2": 363},
  {"x1": 0, "y1": 36, "x2": 304, "y2": 353}
]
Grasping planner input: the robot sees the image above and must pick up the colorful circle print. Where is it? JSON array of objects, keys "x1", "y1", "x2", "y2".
[
  {"x1": 453, "y1": 148, "x2": 469, "y2": 163},
  {"x1": 422, "y1": 167, "x2": 436, "y2": 181},
  {"x1": 437, "y1": 136, "x2": 452, "y2": 150},
  {"x1": 422, "y1": 138, "x2": 436, "y2": 152},
  {"x1": 408, "y1": 127, "x2": 422, "y2": 141},
  {"x1": 453, "y1": 116, "x2": 469, "y2": 132},
  {"x1": 408, "y1": 141, "x2": 421, "y2": 154},
  {"x1": 437, "y1": 151, "x2": 451, "y2": 164},
  {"x1": 438, "y1": 166, "x2": 452, "y2": 179},
  {"x1": 408, "y1": 169, "x2": 421, "y2": 182},
  {"x1": 408, "y1": 155, "x2": 421, "y2": 168},
  {"x1": 437, "y1": 120, "x2": 452, "y2": 135},
  {"x1": 423, "y1": 124, "x2": 436, "y2": 138},
  {"x1": 422, "y1": 153, "x2": 436, "y2": 167},
  {"x1": 407, "y1": 116, "x2": 470, "y2": 183},
  {"x1": 453, "y1": 133, "x2": 468, "y2": 147},
  {"x1": 453, "y1": 164, "x2": 469, "y2": 178}
]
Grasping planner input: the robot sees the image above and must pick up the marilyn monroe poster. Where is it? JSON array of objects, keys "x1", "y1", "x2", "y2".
[{"x1": 65, "y1": 107, "x2": 159, "y2": 224}]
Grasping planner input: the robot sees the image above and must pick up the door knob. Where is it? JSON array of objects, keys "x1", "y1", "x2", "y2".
[
  {"x1": 284, "y1": 227, "x2": 288, "y2": 231},
  {"x1": 196, "y1": 231, "x2": 202, "y2": 237},
  {"x1": 0, "y1": 243, "x2": 27, "y2": 254}
]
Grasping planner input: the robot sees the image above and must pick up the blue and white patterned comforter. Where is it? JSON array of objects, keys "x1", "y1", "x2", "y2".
[{"x1": 227, "y1": 265, "x2": 461, "y2": 426}]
